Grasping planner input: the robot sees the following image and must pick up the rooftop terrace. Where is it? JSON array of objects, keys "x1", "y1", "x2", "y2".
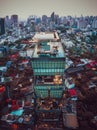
[{"x1": 32, "y1": 41, "x2": 65, "y2": 58}]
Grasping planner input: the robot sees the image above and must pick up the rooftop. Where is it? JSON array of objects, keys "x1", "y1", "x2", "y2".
[
  {"x1": 32, "y1": 32, "x2": 59, "y2": 41},
  {"x1": 32, "y1": 41, "x2": 65, "y2": 58}
]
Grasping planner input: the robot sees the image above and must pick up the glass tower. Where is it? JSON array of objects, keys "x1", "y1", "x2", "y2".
[{"x1": 31, "y1": 32, "x2": 65, "y2": 99}]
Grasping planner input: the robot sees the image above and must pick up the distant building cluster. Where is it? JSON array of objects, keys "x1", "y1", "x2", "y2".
[
  {"x1": 0, "y1": 12, "x2": 97, "y2": 44},
  {"x1": 0, "y1": 13, "x2": 97, "y2": 34}
]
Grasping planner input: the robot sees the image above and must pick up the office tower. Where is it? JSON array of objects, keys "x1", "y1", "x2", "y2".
[
  {"x1": 5, "y1": 16, "x2": 11, "y2": 29},
  {"x1": 0, "y1": 18, "x2": 5, "y2": 35},
  {"x1": 11, "y1": 14, "x2": 18, "y2": 27},
  {"x1": 51, "y1": 12, "x2": 55, "y2": 22},
  {"x1": 92, "y1": 19, "x2": 97, "y2": 29},
  {"x1": 42, "y1": 15, "x2": 48, "y2": 24}
]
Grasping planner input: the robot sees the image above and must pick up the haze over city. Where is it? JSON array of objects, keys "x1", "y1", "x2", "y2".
[{"x1": 0, "y1": 0, "x2": 97, "y2": 20}]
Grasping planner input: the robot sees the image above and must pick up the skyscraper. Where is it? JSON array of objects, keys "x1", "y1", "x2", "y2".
[
  {"x1": 0, "y1": 18, "x2": 5, "y2": 35},
  {"x1": 51, "y1": 12, "x2": 55, "y2": 22},
  {"x1": 5, "y1": 16, "x2": 11, "y2": 29},
  {"x1": 11, "y1": 14, "x2": 18, "y2": 27},
  {"x1": 31, "y1": 32, "x2": 65, "y2": 99},
  {"x1": 42, "y1": 15, "x2": 48, "y2": 23}
]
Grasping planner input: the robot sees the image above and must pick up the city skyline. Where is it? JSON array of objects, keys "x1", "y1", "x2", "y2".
[{"x1": 0, "y1": 0, "x2": 97, "y2": 20}]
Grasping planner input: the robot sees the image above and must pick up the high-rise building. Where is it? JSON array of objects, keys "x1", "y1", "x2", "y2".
[
  {"x1": 77, "y1": 19, "x2": 87, "y2": 29},
  {"x1": 31, "y1": 32, "x2": 65, "y2": 124},
  {"x1": 5, "y1": 16, "x2": 11, "y2": 29},
  {"x1": 11, "y1": 14, "x2": 18, "y2": 27},
  {"x1": 0, "y1": 18, "x2": 5, "y2": 35},
  {"x1": 92, "y1": 19, "x2": 97, "y2": 29},
  {"x1": 51, "y1": 12, "x2": 55, "y2": 22},
  {"x1": 54, "y1": 14, "x2": 59, "y2": 24},
  {"x1": 31, "y1": 32, "x2": 65, "y2": 99},
  {"x1": 42, "y1": 15, "x2": 48, "y2": 23}
]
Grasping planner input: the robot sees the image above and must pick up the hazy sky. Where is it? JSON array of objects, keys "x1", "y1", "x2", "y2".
[{"x1": 0, "y1": 0, "x2": 97, "y2": 20}]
